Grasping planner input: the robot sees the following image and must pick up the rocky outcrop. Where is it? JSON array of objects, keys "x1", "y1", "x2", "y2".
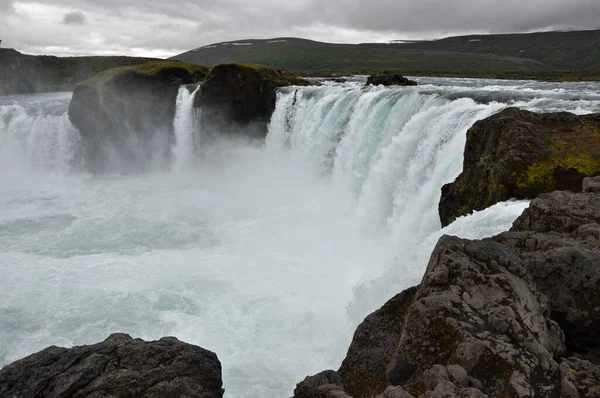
[
  {"x1": 294, "y1": 177, "x2": 600, "y2": 398},
  {"x1": 195, "y1": 63, "x2": 310, "y2": 138},
  {"x1": 366, "y1": 73, "x2": 417, "y2": 87},
  {"x1": 68, "y1": 61, "x2": 208, "y2": 172},
  {"x1": 439, "y1": 108, "x2": 600, "y2": 226},
  {"x1": 0, "y1": 48, "x2": 155, "y2": 95},
  {"x1": 0, "y1": 333, "x2": 224, "y2": 398}
]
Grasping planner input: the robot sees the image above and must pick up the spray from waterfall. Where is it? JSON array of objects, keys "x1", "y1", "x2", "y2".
[{"x1": 172, "y1": 85, "x2": 201, "y2": 171}]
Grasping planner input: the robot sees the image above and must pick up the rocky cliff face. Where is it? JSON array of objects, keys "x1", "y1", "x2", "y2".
[
  {"x1": 68, "y1": 61, "x2": 208, "y2": 172},
  {"x1": 439, "y1": 108, "x2": 600, "y2": 227},
  {"x1": 195, "y1": 63, "x2": 310, "y2": 138},
  {"x1": 294, "y1": 177, "x2": 600, "y2": 398},
  {"x1": 67, "y1": 61, "x2": 309, "y2": 171},
  {"x1": 0, "y1": 48, "x2": 155, "y2": 95},
  {"x1": 0, "y1": 333, "x2": 224, "y2": 398}
]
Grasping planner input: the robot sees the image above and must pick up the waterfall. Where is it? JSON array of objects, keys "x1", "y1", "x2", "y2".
[
  {"x1": 0, "y1": 96, "x2": 81, "y2": 175},
  {"x1": 172, "y1": 85, "x2": 201, "y2": 170},
  {"x1": 266, "y1": 84, "x2": 512, "y2": 310},
  {"x1": 268, "y1": 86, "x2": 505, "y2": 239}
]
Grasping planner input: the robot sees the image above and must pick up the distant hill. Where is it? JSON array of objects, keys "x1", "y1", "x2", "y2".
[
  {"x1": 0, "y1": 49, "x2": 157, "y2": 95},
  {"x1": 172, "y1": 30, "x2": 600, "y2": 72}
]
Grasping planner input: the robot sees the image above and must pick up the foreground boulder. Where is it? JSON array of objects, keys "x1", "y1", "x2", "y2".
[
  {"x1": 0, "y1": 333, "x2": 224, "y2": 398},
  {"x1": 68, "y1": 61, "x2": 208, "y2": 172},
  {"x1": 294, "y1": 178, "x2": 600, "y2": 398},
  {"x1": 439, "y1": 107, "x2": 600, "y2": 226},
  {"x1": 366, "y1": 73, "x2": 417, "y2": 87},
  {"x1": 195, "y1": 63, "x2": 310, "y2": 137}
]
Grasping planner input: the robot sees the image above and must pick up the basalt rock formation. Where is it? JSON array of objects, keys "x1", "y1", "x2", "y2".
[
  {"x1": 294, "y1": 177, "x2": 600, "y2": 398},
  {"x1": 195, "y1": 63, "x2": 310, "y2": 138},
  {"x1": 439, "y1": 108, "x2": 600, "y2": 226},
  {"x1": 68, "y1": 61, "x2": 208, "y2": 172},
  {"x1": 0, "y1": 333, "x2": 224, "y2": 398}
]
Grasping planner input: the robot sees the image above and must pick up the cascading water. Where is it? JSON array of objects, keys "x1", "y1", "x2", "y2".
[
  {"x1": 0, "y1": 93, "x2": 81, "y2": 176},
  {"x1": 1, "y1": 78, "x2": 600, "y2": 397},
  {"x1": 172, "y1": 85, "x2": 201, "y2": 171}
]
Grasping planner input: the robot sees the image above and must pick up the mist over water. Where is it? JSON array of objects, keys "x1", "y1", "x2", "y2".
[{"x1": 1, "y1": 79, "x2": 600, "y2": 397}]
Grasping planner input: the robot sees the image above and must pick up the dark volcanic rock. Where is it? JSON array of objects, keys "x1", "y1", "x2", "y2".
[
  {"x1": 366, "y1": 73, "x2": 417, "y2": 87},
  {"x1": 68, "y1": 61, "x2": 207, "y2": 172},
  {"x1": 195, "y1": 63, "x2": 309, "y2": 138},
  {"x1": 0, "y1": 48, "x2": 155, "y2": 95},
  {"x1": 0, "y1": 333, "x2": 224, "y2": 398},
  {"x1": 439, "y1": 108, "x2": 600, "y2": 226},
  {"x1": 339, "y1": 287, "x2": 418, "y2": 397},
  {"x1": 293, "y1": 370, "x2": 350, "y2": 398},
  {"x1": 497, "y1": 186, "x2": 600, "y2": 362},
  {"x1": 296, "y1": 179, "x2": 600, "y2": 398}
]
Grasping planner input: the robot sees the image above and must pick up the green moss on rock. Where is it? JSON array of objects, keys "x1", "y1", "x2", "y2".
[
  {"x1": 80, "y1": 60, "x2": 209, "y2": 88},
  {"x1": 439, "y1": 108, "x2": 600, "y2": 226}
]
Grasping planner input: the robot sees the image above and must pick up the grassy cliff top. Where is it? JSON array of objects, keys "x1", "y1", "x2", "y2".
[
  {"x1": 82, "y1": 60, "x2": 209, "y2": 87},
  {"x1": 205, "y1": 62, "x2": 310, "y2": 86}
]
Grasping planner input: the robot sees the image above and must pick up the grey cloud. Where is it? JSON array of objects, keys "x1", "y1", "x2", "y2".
[
  {"x1": 3, "y1": 0, "x2": 600, "y2": 56},
  {"x1": 63, "y1": 11, "x2": 87, "y2": 25},
  {"x1": 303, "y1": 0, "x2": 600, "y2": 35}
]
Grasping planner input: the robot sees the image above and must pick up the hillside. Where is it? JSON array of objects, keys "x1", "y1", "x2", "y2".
[
  {"x1": 0, "y1": 49, "x2": 157, "y2": 95},
  {"x1": 173, "y1": 29, "x2": 600, "y2": 72}
]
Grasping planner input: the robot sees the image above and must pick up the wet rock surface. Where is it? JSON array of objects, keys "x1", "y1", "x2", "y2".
[
  {"x1": 439, "y1": 108, "x2": 600, "y2": 227},
  {"x1": 0, "y1": 333, "x2": 224, "y2": 398},
  {"x1": 366, "y1": 73, "x2": 417, "y2": 87}
]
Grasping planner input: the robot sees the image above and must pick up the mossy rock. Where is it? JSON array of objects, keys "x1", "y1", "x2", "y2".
[
  {"x1": 194, "y1": 63, "x2": 309, "y2": 136},
  {"x1": 79, "y1": 60, "x2": 209, "y2": 88},
  {"x1": 68, "y1": 60, "x2": 208, "y2": 172},
  {"x1": 439, "y1": 108, "x2": 600, "y2": 226}
]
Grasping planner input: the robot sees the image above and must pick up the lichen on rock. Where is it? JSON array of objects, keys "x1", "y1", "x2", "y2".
[{"x1": 439, "y1": 107, "x2": 600, "y2": 227}]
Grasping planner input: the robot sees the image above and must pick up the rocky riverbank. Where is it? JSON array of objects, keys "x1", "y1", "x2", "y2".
[{"x1": 293, "y1": 177, "x2": 600, "y2": 398}]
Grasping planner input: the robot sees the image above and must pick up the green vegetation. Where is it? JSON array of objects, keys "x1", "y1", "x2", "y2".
[
  {"x1": 173, "y1": 31, "x2": 600, "y2": 82},
  {"x1": 82, "y1": 60, "x2": 209, "y2": 87},
  {"x1": 0, "y1": 48, "x2": 158, "y2": 94}
]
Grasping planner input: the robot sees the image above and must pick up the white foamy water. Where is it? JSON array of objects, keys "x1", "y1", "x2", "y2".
[{"x1": 1, "y1": 78, "x2": 599, "y2": 397}]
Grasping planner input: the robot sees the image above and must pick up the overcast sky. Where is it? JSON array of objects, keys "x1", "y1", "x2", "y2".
[{"x1": 1, "y1": 0, "x2": 599, "y2": 58}]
